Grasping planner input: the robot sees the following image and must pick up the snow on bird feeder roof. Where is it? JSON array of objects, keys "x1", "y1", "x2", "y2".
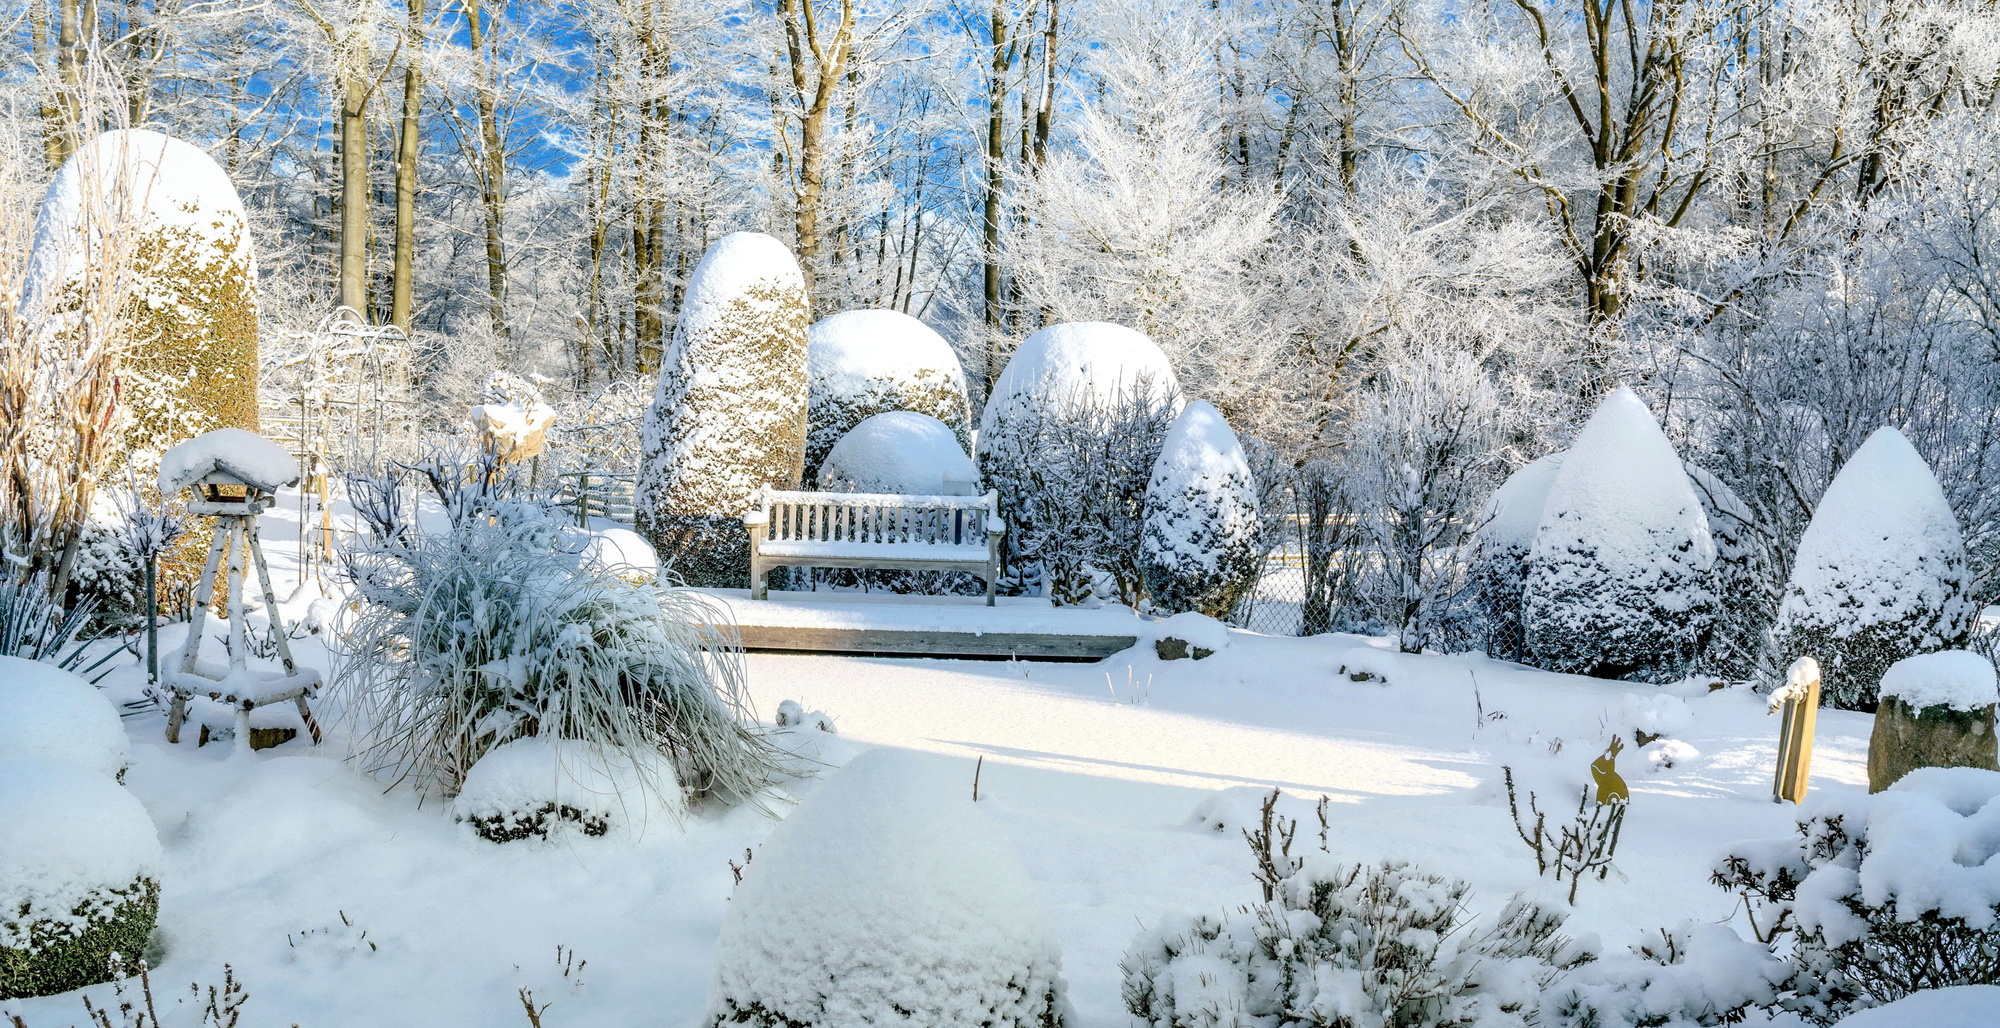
[{"x1": 157, "y1": 428, "x2": 301, "y2": 496}]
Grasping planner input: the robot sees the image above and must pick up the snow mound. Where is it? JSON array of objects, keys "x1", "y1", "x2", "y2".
[
  {"x1": 1336, "y1": 646, "x2": 1404, "y2": 684},
  {"x1": 817, "y1": 411, "x2": 978, "y2": 495},
  {"x1": 1477, "y1": 452, "x2": 1565, "y2": 556},
  {"x1": 977, "y1": 322, "x2": 1182, "y2": 452},
  {"x1": 452, "y1": 738, "x2": 686, "y2": 843},
  {"x1": 769, "y1": 701, "x2": 856, "y2": 795},
  {"x1": 1880, "y1": 650, "x2": 1998, "y2": 712},
  {"x1": 1642, "y1": 738, "x2": 1699, "y2": 770},
  {"x1": 1792, "y1": 768, "x2": 2000, "y2": 939},
  {"x1": 158, "y1": 428, "x2": 300, "y2": 495},
  {"x1": 1833, "y1": 985, "x2": 2000, "y2": 1027},
  {"x1": 582, "y1": 527, "x2": 658, "y2": 579},
  {"x1": 0, "y1": 759, "x2": 162, "y2": 944},
  {"x1": 1612, "y1": 693, "x2": 1695, "y2": 741},
  {"x1": 1155, "y1": 611, "x2": 1229, "y2": 653},
  {"x1": 0, "y1": 656, "x2": 129, "y2": 779},
  {"x1": 707, "y1": 747, "x2": 1068, "y2": 1027},
  {"x1": 1187, "y1": 785, "x2": 1320, "y2": 835}
]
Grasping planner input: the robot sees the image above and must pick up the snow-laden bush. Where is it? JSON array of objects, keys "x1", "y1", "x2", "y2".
[
  {"x1": 1771, "y1": 427, "x2": 1975, "y2": 710},
  {"x1": 451, "y1": 737, "x2": 685, "y2": 842},
  {"x1": 0, "y1": 656, "x2": 128, "y2": 780},
  {"x1": 707, "y1": 747, "x2": 1069, "y2": 1027},
  {"x1": 1140, "y1": 401, "x2": 1261, "y2": 618},
  {"x1": 336, "y1": 500, "x2": 786, "y2": 804},
  {"x1": 1471, "y1": 454, "x2": 1563, "y2": 663},
  {"x1": 1684, "y1": 463, "x2": 1772, "y2": 679},
  {"x1": 0, "y1": 573, "x2": 97, "y2": 674},
  {"x1": 1540, "y1": 924, "x2": 1792, "y2": 1028},
  {"x1": 0, "y1": 759, "x2": 161, "y2": 999},
  {"x1": 805, "y1": 309, "x2": 971, "y2": 483},
  {"x1": 817, "y1": 411, "x2": 977, "y2": 495},
  {"x1": 636, "y1": 232, "x2": 810, "y2": 587},
  {"x1": 1713, "y1": 767, "x2": 2000, "y2": 1023},
  {"x1": 1522, "y1": 387, "x2": 1717, "y2": 681}
]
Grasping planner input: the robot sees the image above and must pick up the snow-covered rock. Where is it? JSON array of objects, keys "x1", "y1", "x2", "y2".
[
  {"x1": 1154, "y1": 611, "x2": 1228, "y2": 660},
  {"x1": 157, "y1": 427, "x2": 300, "y2": 495},
  {"x1": 706, "y1": 747, "x2": 1069, "y2": 1027},
  {"x1": 805, "y1": 310, "x2": 971, "y2": 482},
  {"x1": 0, "y1": 656, "x2": 129, "y2": 779},
  {"x1": 817, "y1": 411, "x2": 978, "y2": 496},
  {"x1": 1879, "y1": 651, "x2": 1999, "y2": 713},
  {"x1": 1472, "y1": 453, "x2": 1564, "y2": 662},
  {"x1": 1521, "y1": 387, "x2": 1717, "y2": 681},
  {"x1": 1140, "y1": 401, "x2": 1261, "y2": 618},
  {"x1": 1335, "y1": 646, "x2": 1405, "y2": 685},
  {"x1": 636, "y1": 232, "x2": 810, "y2": 587},
  {"x1": 1772, "y1": 427, "x2": 1976, "y2": 710},
  {"x1": 0, "y1": 759, "x2": 162, "y2": 999},
  {"x1": 451, "y1": 738, "x2": 686, "y2": 843}
]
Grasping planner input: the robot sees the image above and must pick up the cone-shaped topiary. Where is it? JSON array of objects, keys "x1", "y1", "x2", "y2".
[
  {"x1": 706, "y1": 748, "x2": 1069, "y2": 1027},
  {"x1": 636, "y1": 232, "x2": 810, "y2": 586},
  {"x1": 1522, "y1": 387, "x2": 1717, "y2": 680},
  {"x1": 1470, "y1": 453, "x2": 1564, "y2": 662},
  {"x1": 805, "y1": 309, "x2": 971, "y2": 484},
  {"x1": 1772, "y1": 427, "x2": 1975, "y2": 710},
  {"x1": 1140, "y1": 401, "x2": 1261, "y2": 618},
  {"x1": 0, "y1": 759, "x2": 162, "y2": 999}
]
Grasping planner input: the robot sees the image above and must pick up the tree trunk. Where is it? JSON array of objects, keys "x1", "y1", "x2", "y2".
[
  {"x1": 464, "y1": 0, "x2": 508, "y2": 337},
  {"x1": 338, "y1": 64, "x2": 371, "y2": 316},
  {"x1": 391, "y1": 0, "x2": 424, "y2": 332},
  {"x1": 981, "y1": 0, "x2": 1011, "y2": 390},
  {"x1": 51, "y1": 0, "x2": 83, "y2": 166}
]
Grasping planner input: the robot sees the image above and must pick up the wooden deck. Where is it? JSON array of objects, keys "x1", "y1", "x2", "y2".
[{"x1": 686, "y1": 589, "x2": 1147, "y2": 661}]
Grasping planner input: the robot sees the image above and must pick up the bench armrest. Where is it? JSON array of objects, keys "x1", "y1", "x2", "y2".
[{"x1": 743, "y1": 510, "x2": 769, "y2": 527}]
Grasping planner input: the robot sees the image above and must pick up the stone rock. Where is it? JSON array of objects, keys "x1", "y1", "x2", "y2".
[
  {"x1": 1868, "y1": 696, "x2": 2000, "y2": 793},
  {"x1": 1154, "y1": 637, "x2": 1214, "y2": 661}
]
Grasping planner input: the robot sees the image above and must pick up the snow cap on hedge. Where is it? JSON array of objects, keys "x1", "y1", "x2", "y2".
[
  {"x1": 1471, "y1": 452, "x2": 1564, "y2": 661},
  {"x1": 818, "y1": 411, "x2": 978, "y2": 496},
  {"x1": 1773, "y1": 427, "x2": 1974, "y2": 709},
  {"x1": 1879, "y1": 650, "x2": 1998, "y2": 713},
  {"x1": 805, "y1": 310, "x2": 971, "y2": 480},
  {"x1": 0, "y1": 759, "x2": 161, "y2": 944},
  {"x1": 1522, "y1": 386, "x2": 1717, "y2": 680},
  {"x1": 707, "y1": 747, "x2": 1068, "y2": 1028},
  {"x1": 1140, "y1": 400, "x2": 1261, "y2": 618},
  {"x1": 976, "y1": 321, "x2": 1182, "y2": 465},
  {"x1": 0, "y1": 657, "x2": 129, "y2": 779}
]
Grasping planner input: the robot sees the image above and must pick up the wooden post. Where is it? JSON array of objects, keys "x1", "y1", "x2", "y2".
[{"x1": 1773, "y1": 656, "x2": 1822, "y2": 804}]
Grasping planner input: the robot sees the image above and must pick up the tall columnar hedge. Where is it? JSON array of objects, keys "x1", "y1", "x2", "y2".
[{"x1": 636, "y1": 232, "x2": 810, "y2": 586}]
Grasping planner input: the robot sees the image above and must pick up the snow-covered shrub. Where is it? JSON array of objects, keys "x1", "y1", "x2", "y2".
[
  {"x1": 1521, "y1": 387, "x2": 1718, "y2": 681},
  {"x1": 451, "y1": 738, "x2": 686, "y2": 842},
  {"x1": 707, "y1": 748, "x2": 1069, "y2": 1027},
  {"x1": 1141, "y1": 401, "x2": 1261, "y2": 619},
  {"x1": 636, "y1": 232, "x2": 810, "y2": 587},
  {"x1": 817, "y1": 411, "x2": 978, "y2": 495},
  {"x1": 1684, "y1": 463, "x2": 1773, "y2": 678},
  {"x1": 1712, "y1": 767, "x2": 2000, "y2": 1023},
  {"x1": 0, "y1": 656, "x2": 129, "y2": 780},
  {"x1": 0, "y1": 572, "x2": 97, "y2": 674},
  {"x1": 1541, "y1": 923, "x2": 1791, "y2": 1028},
  {"x1": 0, "y1": 759, "x2": 161, "y2": 999},
  {"x1": 805, "y1": 309, "x2": 972, "y2": 483},
  {"x1": 1471, "y1": 453, "x2": 1562, "y2": 663},
  {"x1": 1771, "y1": 427, "x2": 1975, "y2": 710},
  {"x1": 336, "y1": 503, "x2": 785, "y2": 803}
]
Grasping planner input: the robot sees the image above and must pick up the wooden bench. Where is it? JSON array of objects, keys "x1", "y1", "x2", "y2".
[{"x1": 743, "y1": 487, "x2": 1005, "y2": 605}]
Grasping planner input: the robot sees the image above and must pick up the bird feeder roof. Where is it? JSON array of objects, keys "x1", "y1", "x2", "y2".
[{"x1": 158, "y1": 428, "x2": 301, "y2": 495}]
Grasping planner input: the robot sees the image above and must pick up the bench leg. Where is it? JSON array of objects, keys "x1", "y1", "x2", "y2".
[
  {"x1": 751, "y1": 557, "x2": 768, "y2": 600},
  {"x1": 984, "y1": 562, "x2": 998, "y2": 606}
]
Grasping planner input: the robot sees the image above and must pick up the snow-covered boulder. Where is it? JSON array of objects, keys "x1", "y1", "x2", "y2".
[
  {"x1": 817, "y1": 411, "x2": 978, "y2": 496},
  {"x1": 1521, "y1": 387, "x2": 1717, "y2": 681},
  {"x1": 1154, "y1": 611, "x2": 1228, "y2": 660},
  {"x1": 0, "y1": 657, "x2": 129, "y2": 780},
  {"x1": 636, "y1": 232, "x2": 810, "y2": 587},
  {"x1": 1140, "y1": 401, "x2": 1261, "y2": 618},
  {"x1": 23, "y1": 129, "x2": 260, "y2": 464},
  {"x1": 1471, "y1": 453, "x2": 1563, "y2": 662},
  {"x1": 805, "y1": 310, "x2": 971, "y2": 483},
  {"x1": 1772, "y1": 427, "x2": 1975, "y2": 710},
  {"x1": 156, "y1": 427, "x2": 300, "y2": 496},
  {"x1": 0, "y1": 759, "x2": 162, "y2": 999},
  {"x1": 1868, "y1": 650, "x2": 1998, "y2": 792},
  {"x1": 706, "y1": 748, "x2": 1069, "y2": 1028},
  {"x1": 451, "y1": 738, "x2": 686, "y2": 843}
]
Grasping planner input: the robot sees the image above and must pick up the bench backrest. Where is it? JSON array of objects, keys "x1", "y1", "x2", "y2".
[{"x1": 750, "y1": 488, "x2": 1000, "y2": 548}]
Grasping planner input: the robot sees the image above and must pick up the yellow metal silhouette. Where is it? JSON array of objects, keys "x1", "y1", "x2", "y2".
[{"x1": 1592, "y1": 736, "x2": 1631, "y2": 805}]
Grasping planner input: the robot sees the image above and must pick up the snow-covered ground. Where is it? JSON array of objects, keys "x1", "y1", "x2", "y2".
[{"x1": 3, "y1": 490, "x2": 1872, "y2": 1027}]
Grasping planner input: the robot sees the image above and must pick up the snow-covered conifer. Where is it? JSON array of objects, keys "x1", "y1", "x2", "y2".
[
  {"x1": 1685, "y1": 462, "x2": 1774, "y2": 677},
  {"x1": 805, "y1": 310, "x2": 971, "y2": 483},
  {"x1": 707, "y1": 748, "x2": 1069, "y2": 1027},
  {"x1": 817, "y1": 411, "x2": 976, "y2": 495},
  {"x1": 636, "y1": 233, "x2": 810, "y2": 586},
  {"x1": 1522, "y1": 387, "x2": 1718, "y2": 680},
  {"x1": 1140, "y1": 401, "x2": 1261, "y2": 618},
  {"x1": 1772, "y1": 427, "x2": 1975, "y2": 709},
  {"x1": 1471, "y1": 453, "x2": 1563, "y2": 662}
]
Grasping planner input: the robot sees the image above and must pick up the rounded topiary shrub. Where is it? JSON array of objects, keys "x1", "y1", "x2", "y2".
[
  {"x1": 707, "y1": 748, "x2": 1069, "y2": 1028},
  {"x1": 0, "y1": 656, "x2": 130, "y2": 780},
  {"x1": 805, "y1": 310, "x2": 972, "y2": 484},
  {"x1": 1470, "y1": 452, "x2": 1563, "y2": 663},
  {"x1": 1521, "y1": 386, "x2": 1718, "y2": 681},
  {"x1": 637, "y1": 232, "x2": 810, "y2": 587},
  {"x1": 1772, "y1": 427, "x2": 1975, "y2": 711},
  {"x1": 818, "y1": 412, "x2": 985, "y2": 596},
  {"x1": 451, "y1": 738, "x2": 686, "y2": 843},
  {"x1": 1140, "y1": 401, "x2": 1261, "y2": 619},
  {"x1": 0, "y1": 759, "x2": 162, "y2": 999}
]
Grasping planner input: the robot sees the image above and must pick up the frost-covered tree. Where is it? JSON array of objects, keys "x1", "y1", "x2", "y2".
[
  {"x1": 1140, "y1": 401, "x2": 1262, "y2": 619},
  {"x1": 1685, "y1": 462, "x2": 1775, "y2": 678},
  {"x1": 1522, "y1": 387, "x2": 1718, "y2": 680},
  {"x1": 1772, "y1": 427, "x2": 1975, "y2": 710},
  {"x1": 1472, "y1": 453, "x2": 1564, "y2": 662},
  {"x1": 804, "y1": 309, "x2": 970, "y2": 483},
  {"x1": 635, "y1": 232, "x2": 810, "y2": 586}
]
